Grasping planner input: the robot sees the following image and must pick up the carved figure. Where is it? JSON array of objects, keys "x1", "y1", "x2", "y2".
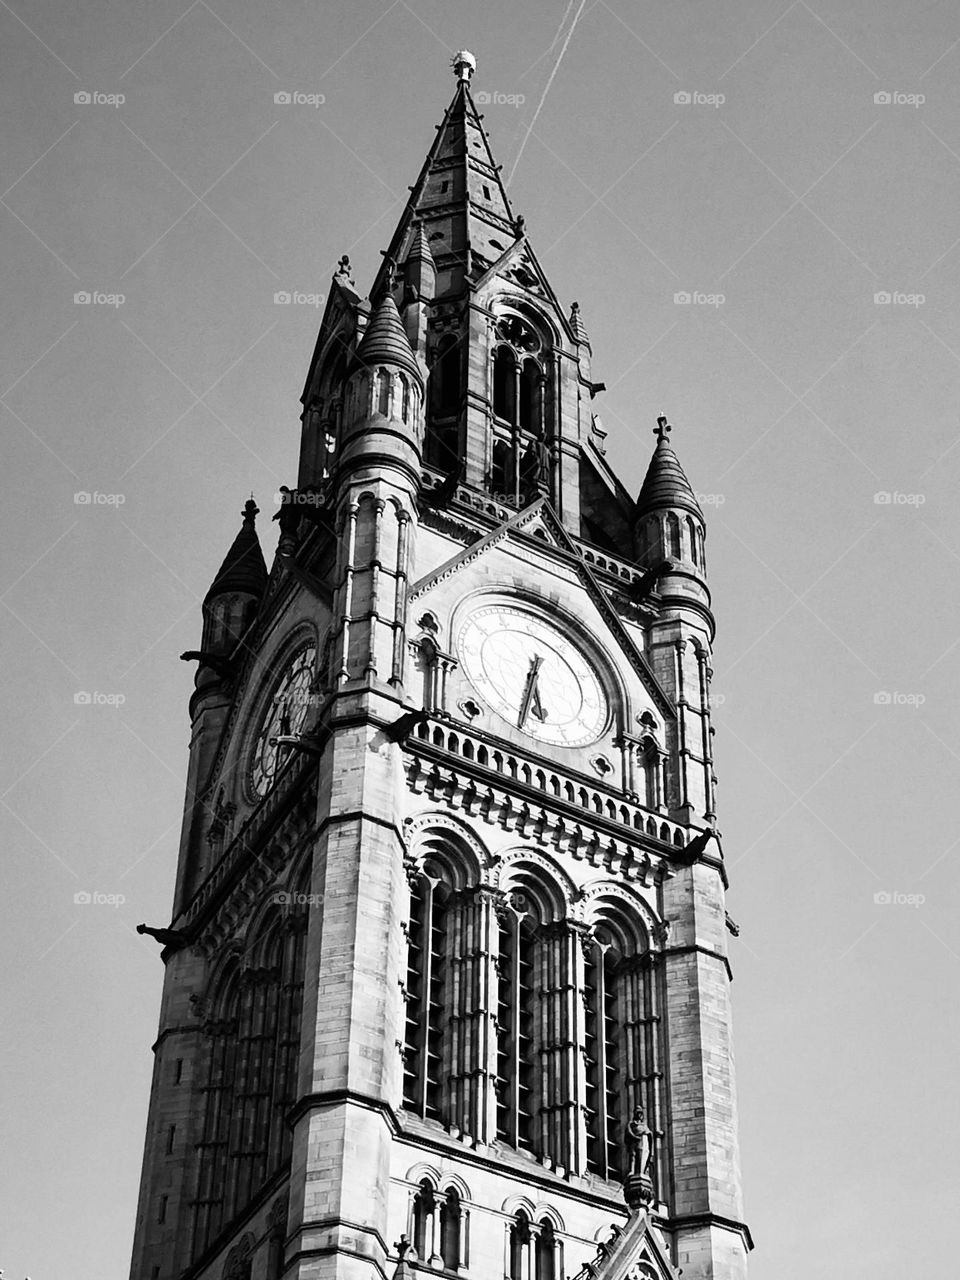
[{"x1": 624, "y1": 1104, "x2": 652, "y2": 1178}]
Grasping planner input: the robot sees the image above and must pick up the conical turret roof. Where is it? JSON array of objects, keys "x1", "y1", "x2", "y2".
[
  {"x1": 204, "y1": 498, "x2": 268, "y2": 603},
  {"x1": 350, "y1": 291, "x2": 422, "y2": 382},
  {"x1": 635, "y1": 420, "x2": 704, "y2": 520}
]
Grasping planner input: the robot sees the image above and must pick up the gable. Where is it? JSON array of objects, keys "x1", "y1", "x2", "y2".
[{"x1": 591, "y1": 1212, "x2": 680, "y2": 1280}]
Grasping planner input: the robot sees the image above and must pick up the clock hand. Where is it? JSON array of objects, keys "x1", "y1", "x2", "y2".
[{"x1": 518, "y1": 654, "x2": 546, "y2": 728}]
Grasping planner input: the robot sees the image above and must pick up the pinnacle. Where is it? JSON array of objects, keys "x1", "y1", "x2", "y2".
[{"x1": 569, "y1": 300, "x2": 591, "y2": 348}]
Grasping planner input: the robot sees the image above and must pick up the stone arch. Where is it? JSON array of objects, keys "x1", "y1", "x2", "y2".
[
  {"x1": 580, "y1": 880, "x2": 661, "y2": 956},
  {"x1": 404, "y1": 811, "x2": 494, "y2": 887},
  {"x1": 498, "y1": 849, "x2": 577, "y2": 924}
]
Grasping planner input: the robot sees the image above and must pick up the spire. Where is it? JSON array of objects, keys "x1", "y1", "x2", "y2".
[
  {"x1": 370, "y1": 54, "x2": 517, "y2": 301},
  {"x1": 350, "y1": 291, "x2": 422, "y2": 383},
  {"x1": 569, "y1": 300, "x2": 591, "y2": 350},
  {"x1": 635, "y1": 417, "x2": 704, "y2": 520},
  {"x1": 204, "y1": 497, "x2": 268, "y2": 603}
]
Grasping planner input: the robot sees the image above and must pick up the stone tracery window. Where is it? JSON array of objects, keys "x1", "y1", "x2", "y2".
[
  {"x1": 489, "y1": 309, "x2": 550, "y2": 504},
  {"x1": 401, "y1": 837, "x2": 661, "y2": 1185},
  {"x1": 193, "y1": 906, "x2": 306, "y2": 1256}
]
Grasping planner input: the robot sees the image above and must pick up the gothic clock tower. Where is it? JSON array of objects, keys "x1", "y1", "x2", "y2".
[{"x1": 130, "y1": 51, "x2": 751, "y2": 1280}]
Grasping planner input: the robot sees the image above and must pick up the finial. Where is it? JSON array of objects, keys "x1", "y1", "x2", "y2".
[
  {"x1": 515, "y1": 214, "x2": 526, "y2": 237},
  {"x1": 571, "y1": 300, "x2": 580, "y2": 315},
  {"x1": 334, "y1": 254, "x2": 354, "y2": 285},
  {"x1": 451, "y1": 49, "x2": 477, "y2": 83},
  {"x1": 655, "y1": 415, "x2": 672, "y2": 444},
  {"x1": 395, "y1": 1235, "x2": 411, "y2": 1260},
  {"x1": 243, "y1": 496, "x2": 259, "y2": 523}
]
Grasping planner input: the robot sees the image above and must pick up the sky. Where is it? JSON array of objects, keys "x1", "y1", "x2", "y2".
[{"x1": 1, "y1": 1, "x2": 959, "y2": 1277}]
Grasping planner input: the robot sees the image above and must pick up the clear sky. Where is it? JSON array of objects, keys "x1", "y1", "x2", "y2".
[{"x1": 1, "y1": 2, "x2": 958, "y2": 1277}]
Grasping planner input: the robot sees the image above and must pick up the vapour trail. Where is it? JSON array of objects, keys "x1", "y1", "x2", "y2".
[{"x1": 507, "y1": 0, "x2": 588, "y2": 185}]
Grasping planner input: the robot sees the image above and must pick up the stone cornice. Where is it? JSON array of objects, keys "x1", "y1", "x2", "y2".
[{"x1": 406, "y1": 746, "x2": 690, "y2": 888}]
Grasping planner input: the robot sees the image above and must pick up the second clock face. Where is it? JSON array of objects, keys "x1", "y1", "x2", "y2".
[
  {"x1": 250, "y1": 644, "x2": 317, "y2": 797},
  {"x1": 458, "y1": 606, "x2": 607, "y2": 747}
]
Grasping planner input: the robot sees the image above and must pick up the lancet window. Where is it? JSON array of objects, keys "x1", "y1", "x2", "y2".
[
  {"x1": 489, "y1": 310, "x2": 550, "y2": 505},
  {"x1": 409, "y1": 1177, "x2": 468, "y2": 1271},
  {"x1": 506, "y1": 1211, "x2": 564, "y2": 1280},
  {"x1": 192, "y1": 906, "x2": 306, "y2": 1256},
  {"x1": 425, "y1": 333, "x2": 461, "y2": 471}
]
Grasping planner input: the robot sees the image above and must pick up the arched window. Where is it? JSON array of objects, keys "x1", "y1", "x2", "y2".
[
  {"x1": 493, "y1": 346, "x2": 516, "y2": 421},
  {"x1": 426, "y1": 336, "x2": 461, "y2": 470},
  {"x1": 686, "y1": 516, "x2": 699, "y2": 565},
  {"x1": 400, "y1": 373, "x2": 411, "y2": 423},
  {"x1": 581, "y1": 911, "x2": 661, "y2": 1191},
  {"x1": 440, "y1": 1187, "x2": 462, "y2": 1270},
  {"x1": 518, "y1": 358, "x2": 540, "y2": 433},
  {"x1": 508, "y1": 1211, "x2": 532, "y2": 1280},
  {"x1": 403, "y1": 875, "x2": 449, "y2": 1122},
  {"x1": 433, "y1": 335, "x2": 461, "y2": 419},
  {"x1": 193, "y1": 972, "x2": 240, "y2": 1252},
  {"x1": 193, "y1": 912, "x2": 306, "y2": 1256},
  {"x1": 583, "y1": 941, "x2": 621, "y2": 1179},
  {"x1": 496, "y1": 908, "x2": 536, "y2": 1151},
  {"x1": 665, "y1": 513, "x2": 681, "y2": 559},
  {"x1": 535, "y1": 1220, "x2": 560, "y2": 1280},
  {"x1": 402, "y1": 843, "x2": 488, "y2": 1139},
  {"x1": 377, "y1": 368, "x2": 391, "y2": 417},
  {"x1": 413, "y1": 1178, "x2": 438, "y2": 1263}
]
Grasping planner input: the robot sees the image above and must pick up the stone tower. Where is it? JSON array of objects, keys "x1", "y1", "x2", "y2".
[{"x1": 129, "y1": 53, "x2": 751, "y2": 1280}]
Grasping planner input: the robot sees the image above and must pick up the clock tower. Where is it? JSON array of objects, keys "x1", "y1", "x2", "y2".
[{"x1": 130, "y1": 52, "x2": 751, "y2": 1280}]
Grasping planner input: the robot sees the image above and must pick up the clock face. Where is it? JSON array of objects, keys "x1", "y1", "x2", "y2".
[
  {"x1": 458, "y1": 606, "x2": 607, "y2": 747},
  {"x1": 250, "y1": 644, "x2": 317, "y2": 797}
]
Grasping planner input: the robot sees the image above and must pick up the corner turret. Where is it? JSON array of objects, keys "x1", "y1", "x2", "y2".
[
  {"x1": 634, "y1": 417, "x2": 708, "y2": 607},
  {"x1": 338, "y1": 289, "x2": 425, "y2": 484},
  {"x1": 188, "y1": 498, "x2": 267, "y2": 695}
]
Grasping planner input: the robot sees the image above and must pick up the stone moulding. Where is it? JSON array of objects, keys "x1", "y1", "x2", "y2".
[{"x1": 405, "y1": 752, "x2": 679, "y2": 887}]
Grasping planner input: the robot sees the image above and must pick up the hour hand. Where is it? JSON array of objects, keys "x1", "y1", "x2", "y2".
[{"x1": 518, "y1": 654, "x2": 547, "y2": 728}]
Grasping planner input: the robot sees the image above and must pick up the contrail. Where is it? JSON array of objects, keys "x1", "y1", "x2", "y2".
[
  {"x1": 519, "y1": 0, "x2": 578, "y2": 80},
  {"x1": 508, "y1": 0, "x2": 588, "y2": 185}
]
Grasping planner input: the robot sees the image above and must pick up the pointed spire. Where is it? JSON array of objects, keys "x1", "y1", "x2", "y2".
[
  {"x1": 569, "y1": 300, "x2": 591, "y2": 349},
  {"x1": 635, "y1": 416, "x2": 704, "y2": 519},
  {"x1": 369, "y1": 59, "x2": 517, "y2": 301},
  {"x1": 204, "y1": 497, "x2": 268, "y2": 603},
  {"x1": 350, "y1": 292, "x2": 422, "y2": 383}
]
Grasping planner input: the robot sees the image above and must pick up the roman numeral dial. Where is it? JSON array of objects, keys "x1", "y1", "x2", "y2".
[{"x1": 457, "y1": 606, "x2": 607, "y2": 747}]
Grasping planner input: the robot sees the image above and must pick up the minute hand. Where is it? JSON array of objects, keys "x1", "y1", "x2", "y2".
[{"x1": 518, "y1": 654, "x2": 544, "y2": 728}]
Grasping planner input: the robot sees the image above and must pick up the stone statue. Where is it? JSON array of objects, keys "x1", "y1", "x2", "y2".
[
  {"x1": 624, "y1": 1104, "x2": 652, "y2": 1179},
  {"x1": 519, "y1": 437, "x2": 549, "y2": 498}
]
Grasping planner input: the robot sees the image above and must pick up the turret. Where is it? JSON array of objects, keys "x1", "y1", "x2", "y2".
[
  {"x1": 328, "y1": 288, "x2": 424, "y2": 691},
  {"x1": 190, "y1": 497, "x2": 267, "y2": 699},
  {"x1": 337, "y1": 287, "x2": 424, "y2": 483},
  {"x1": 634, "y1": 416, "x2": 708, "y2": 610},
  {"x1": 174, "y1": 497, "x2": 267, "y2": 912}
]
